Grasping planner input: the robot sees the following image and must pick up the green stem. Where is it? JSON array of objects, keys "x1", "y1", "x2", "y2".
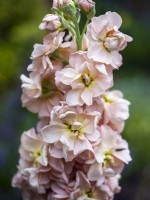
[
  {"x1": 81, "y1": 18, "x2": 90, "y2": 40},
  {"x1": 74, "y1": 19, "x2": 82, "y2": 50}
]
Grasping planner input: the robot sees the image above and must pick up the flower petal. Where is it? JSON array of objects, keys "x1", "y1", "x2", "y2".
[{"x1": 41, "y1": 124, "x2": 66, "y2": 143}]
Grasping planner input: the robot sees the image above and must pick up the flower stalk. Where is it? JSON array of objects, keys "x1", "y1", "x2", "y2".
[{"x1": 12, "y1": 1, "x2": 133, "y2": 199}]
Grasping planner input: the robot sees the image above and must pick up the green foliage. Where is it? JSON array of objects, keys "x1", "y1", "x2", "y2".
[
  {"x1": 114, "y1": 75, "x2": 150, "y2": 174},
  {"x1": 0, "y1": 0, "x2": 48, "y2": 93}
]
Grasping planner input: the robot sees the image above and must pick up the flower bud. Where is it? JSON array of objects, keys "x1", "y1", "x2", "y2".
[
  {"x1": 78, "y1": 0, "x2": 95, "y2": 13},
  {"x1": 53, "y1": 0, "x2": 74, "y2": 8},
  {"x1": 39, "y1": 14, "x2": 61, "y2": 32}
]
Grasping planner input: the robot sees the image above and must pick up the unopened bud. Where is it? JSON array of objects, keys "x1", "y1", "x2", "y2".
[
  {"x1": 39, "y1": 14, "x2": 61, "y2": 32},
  {"x1": 53, "y1": 0, "x2": 74, "y2": 8},
  {"x1": 78, "y1": 0, "x2": 95, "y2": 13}
]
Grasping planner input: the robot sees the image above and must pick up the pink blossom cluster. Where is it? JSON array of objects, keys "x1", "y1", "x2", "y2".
[{"x1": 12, "y1": 1, "x2": 133, "y2": 199}]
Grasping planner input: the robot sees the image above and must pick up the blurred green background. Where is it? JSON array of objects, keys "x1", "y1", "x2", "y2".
[{"x1": 0, "y1": 0, "x2": 150, "y2": 199}]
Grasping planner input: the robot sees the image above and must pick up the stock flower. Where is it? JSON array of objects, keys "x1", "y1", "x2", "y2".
[
  {"x1": 21, "y1": 67, "x2": 63, "y2": 117},
  {"x1": 19, "y1": 128, "x2": 48, "y2": 167},
  {"x1": 29, "y1": 30, "x2": 76, "y2": 74},
  {"x1": 39, "y1": 14, "x2": 61, "y2": 32},
  {"x1": 30, "y1": 32, "x2": 65, "y2": 72},
  {"x1": 52, "y1": 31, "x2": 77, "y2": 62},
  {"x1": 56, "y1": 51, "x2": 113, "y2": 106},
  {"x1": 12, "y1": 1, "x2": 132, "y2": 199},
  {"x1": 88, "y1": 125, "x2": 132, "y2": 182},
  {"x1": 100, "y1": 90, "x2": 130, "y2": 133},
  {"x1": 22, "y1": 167, "x2": 51, "y2": 194},
  {"x1": 71, "y1": 171, "x2": 98, "y2": 199},
  {"x1": 12, "y1": 128, "x2": 66, "y2": 196},
  {"x1": 71, "y1": 171, "x2": 120, "y2": 200},
  {"x1": 44, "y1": 30, "x2": 77, "y2": 61},
  {"x1": 41, "y1": 103, "x2": 101, "y2": 160},
  {"x1": 86, "y1": 11, "x2": 133, "y2": 68},
  {"x1": 12, "y1": 129, "x2": 50, "y2": 195}
]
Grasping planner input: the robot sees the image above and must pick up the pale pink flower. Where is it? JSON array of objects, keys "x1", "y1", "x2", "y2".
[
  {"x1": 12, "y1": 171, "x2": 27, "y2": 190},
  {"x1": 88, "y1": 125, "x2": 132, "y2": 182},
  {"x1": 86, "y1": 11, "x2": 133, "y2": 68},
  {"x1": 28, "y1": 55, "x2": 62, "y2": 75},
  {"x1": 12, "y1": 128, "x2": 51, "y2": 196},
  {"x1": 12, "y1": 173, "x2": 46, "y2": 199},
  {"x1": 70, "y1": 171, "x2": 96, "y2": 200},
  {"x1": 56, "y1": 51, "x2": 113, "y2": 106},
  {"x1": 12, "y1": 165, "x2": 50, "y2": 196},
  {"x1": 29, "y1": 30, "x2": 76, "y2": 74},
  {"x1": 19, "y1": 128, "x2": 48, "y2": 167},
  {"x1": 39, "y1": 14, "x2": 61, "y2": 32},
  {"x1": 39, "y1": 30, "x2": 77, "y2": 66},
  {"x1": 44, "y1": 30, "x2": 77, "y2": 62},
  {"x1": 30, "y1": 32, "x2": 65, "y2": 72},
  {"x1": 105, "y1": 175, "x2": 121, "y2": 196},
  {"x1": 71, "y1": 171, "x2": 120, "y2": 200},
  {"x1": 22, "y1": 167, "x2": 51, "y2": 194},
  {"x1": 41, "y1": 103, "x2": 101, "y2": 160},
  {"x1": 95, "y1": 175, "x2": 121, "y2": 200},
  {"x1": 100, "y1": 90, "x2": 130, "y2": 133},
  {"x1": 12, "y1": 127, "x2": 68, "y2": 196},
  {"x1": 21, "y1": 67, "x2": 63, "y2": 117}
]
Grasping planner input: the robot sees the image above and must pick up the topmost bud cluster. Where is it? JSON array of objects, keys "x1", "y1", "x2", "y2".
[
  {"x1": 53, "y1": 0, "x2": 74, "y2": 8},
  {"x1": 53, "y1": 0, "x2": 95, "y2": 11}
]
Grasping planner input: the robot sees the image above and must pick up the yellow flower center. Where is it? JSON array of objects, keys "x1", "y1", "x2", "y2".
[
  {"x1": 30, "y1": 149, "x2": 42, "y2": 166},
  {"x1": 104, "y1": 151, "x2": 114, "y2": 164},
  {"x1": 85, "y1": 190, "x2": 94, "y2": 198},
  {"x1": 102, "y1": 94, "x2": 113, "y2": 103}
]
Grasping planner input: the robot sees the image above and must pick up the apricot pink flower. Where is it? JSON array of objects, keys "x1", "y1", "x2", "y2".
[
  {"x1": 30, "y1": 32, "x2": 65, "y2": 72},
  {"x1": 41, "y1": 103, "x2": 101, "y2": 160},
  {"x1": 19, "y1": 128, "x2": 48, "y2": 167},
  {"x1": 12, "y1": 128, "x2": 51, "y2": 195},
  {"x1": 100, "y1": 90, "x2": 130, "y2": 133},
  {"x1": 29, "y1": 30, "x2": 76, "y2": 73},
  {"x1": 56, "y1": 51, "x2": 113, "y2": 106},
  {"x1": 86, "y1": 11, "x2": 133, "y2": 68},
  {"x1": 39, "y1": 14, "x2": 61, "y2": 32},
  {"x1": 22, "y1": 167, "x2": 51, "y2": 194},
  {"x1": 71, "y1": 171, "x2": 120, "y2": 200},
  {"x1": 21, "y1": 67, "x2": 63, "y2": 117},
  {"x1": 88, "y1": 125, "x2": 132, "y2": 182}
]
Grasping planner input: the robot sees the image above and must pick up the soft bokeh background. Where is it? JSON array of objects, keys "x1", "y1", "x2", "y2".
[{"x1": 0, "y1": 0, "x2": 150, "y2": 199}]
